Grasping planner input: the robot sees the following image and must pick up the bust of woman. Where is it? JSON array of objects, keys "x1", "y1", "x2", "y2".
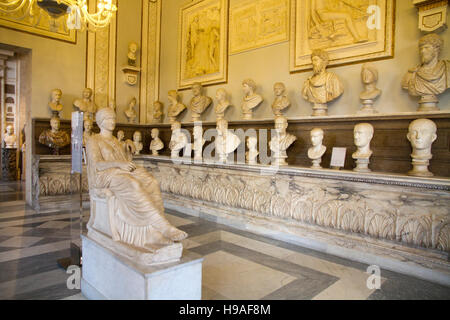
[{"x1": 125, "y1": 97, "x2": 138, "y2": 123}]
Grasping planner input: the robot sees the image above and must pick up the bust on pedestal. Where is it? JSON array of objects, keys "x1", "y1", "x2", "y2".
[
  {"x1": 241, "y1": 79, "x2": 263, "y2": 120},
  {"x1": 133, "y1": 131, "x2": 143, "y2": 155},
  {"x1": 193, "y1": 124, "x2": 205, "y2": 161},
  {"x1": 215, "y1": 89, "x2": 231, "y2": 120},
  {"x1": 215, "y1": 119, "x2": 241, "y2": 163},
  {"x1": 352, "y1": 123, "x2": 374, "y2": 172},
  {"x1": 150, "y1": 128, "x2": 164, "y2": 156},
  {"x1": 272, "y1": 82, "x2": 290, "y2": 117},
  {"x1": 168, "y1": 90, "x2": 187, "y2": 124},
  {"x1": 246, "y1": 136, "x2": 259, "y2": 165},
  {"x1": 269, "y1": 116, "x2": 296, "y2": 166},
  {"x1": 359, "y1": 63, "x2": 381, "y2": 114},
  {"x1": 73, "y1": 88, "x2": 98, "y2": 121},
  {"x1": 38, "y1": 116, "x2": 71, "y2": 155},
  {"x1": 169, "y1": 121, "x2": 188, "y2": 158},
  {"x1": 189, "y1": 83, "x2": 212, "y2": 122},
  {"x1": 407, "y1": 118, "x2": 437, "y2": 177},
  {"x1": 48, "y1": 88, "x2": 63, "y2": 117},
  {"x1": 308, "y1": 128, "x2": 326, "y2": 169}
]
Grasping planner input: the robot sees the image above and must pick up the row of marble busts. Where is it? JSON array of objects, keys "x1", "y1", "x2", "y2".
[{"x1": 141, "y1": 117, "x2": 438, "y2": 177}]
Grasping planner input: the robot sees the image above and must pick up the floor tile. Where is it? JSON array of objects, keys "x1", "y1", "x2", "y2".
[
  {"x1": 0, "y1": 227, "x2": 32, "y2": 237},
  {"x1": 37, "y1": 221, "x2": 72, "y2": 229},
  {"x1": 0, "y1": 236, "x2": 44, "y2": 248}
]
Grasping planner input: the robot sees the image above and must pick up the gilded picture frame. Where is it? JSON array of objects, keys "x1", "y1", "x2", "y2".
[
  {"x1": 177, "y1": 0, "x2": 228, "y2": 89},
  {"x1": 289, "y1": 0, "x2": 394, "y2": 72},
  {"x1": 0, "y1": 8, "x2": 76, "y2": 43},
  {"x1": 229, "y1": 0, "x2": 290, "y2": 55}
]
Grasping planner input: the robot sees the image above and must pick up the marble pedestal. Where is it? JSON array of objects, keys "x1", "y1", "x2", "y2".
[
  {"x1": 81, "y1": 235, "x2": 203, "y2": 300},
  {"x1": 1, "y1": 148, "x2": 17, "y2": 181}
]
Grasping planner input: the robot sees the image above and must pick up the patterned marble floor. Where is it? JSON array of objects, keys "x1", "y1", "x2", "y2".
[{"x1": 0, "y1": 181, "x2": 449, "y2": 300}]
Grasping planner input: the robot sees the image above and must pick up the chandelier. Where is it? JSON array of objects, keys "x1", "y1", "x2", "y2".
[{"x1": 0, "y1": 0, "x2": 117, "y2": 30}]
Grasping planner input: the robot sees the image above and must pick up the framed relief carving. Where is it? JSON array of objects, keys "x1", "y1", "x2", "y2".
[
  {"x1": 0, "y1": 6, "x2": 76, "y2": 43},
  {"x1": 177, "y1": 0, "x2": 228, "y2": 89},
  {"x1": 290, "y1": 0, "x2": 394, "y2": 72},
  {"x1": 229, "y1": 0, "x2": 290, "y2": 55}
]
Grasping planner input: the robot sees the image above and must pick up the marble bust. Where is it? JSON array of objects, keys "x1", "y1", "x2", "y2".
[
  {"x1": 272, "y1": 82, "x2": 290, "y2": 116},
  {"x1": 150, "y1": 128, "x2": 164, "y2": 156},
  {"x1": 73, "y1": 88, "x2": 98, "y2": 121},
  {"x1": 407, "y1": 118, "x2": 437, "y2": 177},
  {"x1": 189, "y1": 83, "x2": 212, "y2": 122},
  {"x1": 128, "y1": 41, "x2": 138, "y2": 67},
  {"x1": 125, "y1": 97, "x2": 138, "y2": 123},
  {"x1": 169, "y1": 121, "x2": 188, "y2": 158},
  {"x1": 241, "y1": 79, "x2": 263, "y2": 120},
  {"x1": 3, "y1": 125, "x2": 16, "y2": 148},
  {"x1": 153, "y1": 101, "x2": 163, "y2": 123},
  {"x1": 215, "y1": 88, "x2": 231, "y2": 120},
  {"x1": 352, "y1": 123, "x2": 374, "y2": 172},
  {"x1": 38, "y1": 116, "x2": 71, "y2": 155},
  {"x1": 302, "y1": 49, "x2": 344, "y2": 116},
  {"x1": 133, "y1": 131, "x2": 143, "y2": 155},
  {"x1": 308, "y1": 128, "x2": 326, "y2": 169},
  {"x1": 48, "y1": 88, "x2": 63, "y2": 116},
  {"x1": 215, "y1": 119, "x2": 241, "y2": 163},
  {"x1": 269, "y1": 116, "x2": 296, "y2": 166},
  {"x1": 359, "y1": 63, "x2": 381, "y2": 114},
  {"x1": 192, "y1": 124, "x2": 205, "y2": 161},
  {"x1": 246, "y1": 136, "x2": 259, "y2": 165},
  {"x1": 167, "y1": 90, "x2": 186, "y2": 123},
  {"x1": 83, "y1": 118, "x2": 94, "y2": 147},
  {"x1": 402, "y1": 33, "x2": 450, "y2": 111},
  {"x1": 85, "y1": 107, "x2": 187, "y2": 259}
]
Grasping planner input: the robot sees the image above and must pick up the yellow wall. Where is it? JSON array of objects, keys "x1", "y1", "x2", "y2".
[
  {"x1": 0, "y1": 26, "x2": 86, "y2": 120},
  {"x1": 158, "y1": 0, "x2": 450, "y2": 123}
]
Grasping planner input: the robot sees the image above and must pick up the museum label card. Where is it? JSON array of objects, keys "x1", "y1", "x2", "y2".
[{"x1": 330, "y1": 147, "x2": 347, "y2": 168}]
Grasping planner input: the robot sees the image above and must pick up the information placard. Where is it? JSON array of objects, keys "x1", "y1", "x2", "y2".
[
  {"x1": 330, "y1": 147, "x2": 347, "y2": 168},
  {"x1": 71, "y1": 112, "x2": 84, "y2": 174}
]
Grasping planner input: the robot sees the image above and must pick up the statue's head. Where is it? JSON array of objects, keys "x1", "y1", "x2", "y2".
[
  {"x1": 51, "y1": 89, "x2": 62, "y2": 102},
  {"x1": 96, "y1": 107, "x2": 116, "y2": 131},
  {"x1": 407, "y1": 118, "x2": 437, "y2": 150},
  {"x1": 274, "y1": 115, "x2": 288, "y2": 134},
  {"x1": 310, "y1": 128, "x2": 324, "y2": 147},
  {"x1": 151, "y1": 128, "x2": 159, "y2": 138},
  {"x1": 242, "y1": 79, "x2": 256, "y2": 95},
  {"x1": 192, "y1": 83, "x2": 203, "y2": 96},
  {"x1": 171, "y1": 121, "x2": 181, "y2": 132},
  {"x1": 419, "y1": 33, "x2": 442, "y2": 64},
  {"x1": 6, "y1": 125, "x2": 13, "y2": 135},
  {"x1": 311, "y1": 49, "x2": 329, "y2": 74},
  {"x1": 354, "y1": 123, "x2": 374, "y2": 148},
  {"x1": 84, "y1": 118, "x2": 93, "y2": 132},
  {"x1": 153, "y1": 101, "x2": 162, "y2": 111},
  {"x1": 117, "y1": 130, "x2": 125, "y2": 141},
  {"x1": 50, "y1": 116, "x2": 61, "y2": 131},
  {"x1": 217, "y1": 118, "x2": 228, "y2": 135},
  {"x1": 168, "y1": 90, "x2": 178, "y2": 103},
  {"x1": 82, "y1": 88, "x2": 93, "y2": 99},
  {"x1": 361, "y1": 63, "x2": 378, "y2": 85},
  {"x1": 133, "y1": 131, "x2": 142, "y2": 142},
  {"x1": 128, "y1": 41, "x2": 138, "y2": 53},
  {"x1": 273, "y1": 82, "x2": 286, "y2": 96},
  {"x1": 215, "y1": 88, "x2": 227, "y2": 101},
  {"x1": 129, "y1": 97, "x2": 137, "y2": 108},
  {"x1": 247, "y1": 136, "x2": 257, "y2": 149}
]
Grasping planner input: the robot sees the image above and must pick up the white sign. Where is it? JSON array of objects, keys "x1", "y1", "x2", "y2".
[
  {"x1": 330, "y1": 147, "x2": 347, "y2": 168},
  {"x1": 71, "y1": 112, "x2": 84, "y2": 174}
]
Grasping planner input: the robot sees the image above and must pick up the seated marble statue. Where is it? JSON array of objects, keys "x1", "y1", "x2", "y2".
[
  {"x1": 3, "y1": 125, "x2": 17, "y2": 148},
  {"x1": 402, "y1": 33, "x2": 449, "y2": 111},
  {"x1": 86, "y1": 107, "x2": 188, "y2": 250},
  {"x1": 302, "y1": 49, "x2": 344, "y2": 116},
  {"x1": 48, "y1": 88, "x2": 63, "y2": 116},
  {"x1": 215, "y1": 119, "x2": 241, "y2": 163},
  {"x1": 38, "y1": 116, "x2": 71, "y2": 155},
  {"x1": 269, "y1": 116, "x2": 297, "y2": 166},
  {"x1": 150, "y1": 128, "x2": 164, "y2": 156}
]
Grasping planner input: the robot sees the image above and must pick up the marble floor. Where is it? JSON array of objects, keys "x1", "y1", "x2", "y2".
[{"x1": 0, "y1": 181, "x2": 449, "y2": 300}]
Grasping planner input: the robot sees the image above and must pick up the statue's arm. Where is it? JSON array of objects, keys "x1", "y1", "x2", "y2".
[{"x1": 87, "y1": 138, "x2": 135, "y2": 172}]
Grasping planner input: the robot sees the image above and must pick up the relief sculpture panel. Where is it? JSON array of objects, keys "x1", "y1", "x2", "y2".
[
  {"x1": 290, "y1": 0, "x2": 394, "y2": 72},
  {"x1": 178, "y1": 0, "x2": 228, "y2": 89},
  {"x1": 145, "y1": 161, "x2": 450, "y2": 253},
  {"x1": 229, "y1": 0, "x2": 289, "y2": 54}
]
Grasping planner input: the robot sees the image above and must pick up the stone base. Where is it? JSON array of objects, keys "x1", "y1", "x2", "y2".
[
  {"x1": 1, "y1": 148, "x2": 17, "y2": 181},
  {"x1": 81, "y1": 235, "x2": 203, "y2": 300}
]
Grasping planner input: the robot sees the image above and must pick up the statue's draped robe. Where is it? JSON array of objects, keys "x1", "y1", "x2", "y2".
[
  {"x1": 402, "y1": 60, "x2": 450, "y2": 97},
  {"x1": 302, "y1": 72, "x2": 344, "y2": 104},
  {"x1": 190, "y1": 96, "x2": 212, "y2": 114},
  {"x1": 39, "y1": 129, "x2": 70, "y2": 149},
  {"x1": 86, "y1": 134, "x2": 171, "y2": 248},
  {"x1": 270, "y1": 133, "x2": 297, "y2": 158}
]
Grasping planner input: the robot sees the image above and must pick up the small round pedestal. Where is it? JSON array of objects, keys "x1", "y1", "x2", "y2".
[
  {"x1": 312, "y1": 103, "x2": 328, "y2": 117},
  {"x1": 243, "y1": 112, "x2": 253, "y2": 120},
  {"x1": 353, "y1": 158, "x2": 371, "y2": 173},
  {"x1": 272, "y1": 155, "x2": 288, "y2": 166},
  {"x1": 408, "y1": 158, "x2": 433, "y2": 177},
  {"x1": 1, "y1": 148, "x2": 17, "y2": 181},
  {"x1": 310, "y1": 158, "x2": 322, "y2": 169},
  {"x1": 191, "y1": 114, "x2": 201, "y2": 122},
  {"x1": 358, "y1": 100, "x2": 378, "y2": 114},
  {"x1": 418, "y1": 95, "x2": 439, "y2": 112}
]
